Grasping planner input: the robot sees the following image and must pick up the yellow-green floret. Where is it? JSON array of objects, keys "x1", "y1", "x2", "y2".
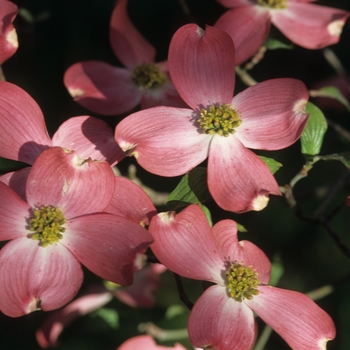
[
  {"x1": 198, "y1": 104, "x2": 242, "y2": 137},
  {"x1": 226, "y1": 262, "x2": 260, "y2": 302},
  {"x1": 29, "y1": 205, "x2": 66, "y2": 247},
  {"x1": 257, "y1": 0, "x2": 287, "y2": 9},
  {"x1": 131, "y1": 63, "x2": 167, "y2": 89}
]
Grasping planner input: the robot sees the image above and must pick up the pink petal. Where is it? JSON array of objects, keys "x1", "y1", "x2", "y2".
[
  {"x1": 52, "y1": 116, "x2": 125, "y2": 166},
  {"x1": 0, "y1": 181, "x2": 30, "y2": 241},
  {"x1": 212, "y1": 220, "x2": 271, "y2": 284},
  {"x1": 26, "y1": 147, "x2": 115, "y2": 218},
  {"x1": 233, "y1": 78, "x2": 309, "y2": 150},
  {"x1": 63, "y1": 213, "x2": 153, "y2": 285},
  {"x1": 189, "y1": 285, "x2": 257, "y2": 350},
  {"x1": 0, "y1": 238, "x2": 83, "y2": 317},
  {"x1": 109, "y1": 0, "x2": 155, "y2": 69},
  {"x1": 64, "y1": 61, "x2": 141, "y2": 115},
  {"x1": 105, "y1": 176, "x2": 157, "y2": 226},
  {"x1": 168, "y1": 24, "x2": 235, "y2": 111},
  {"x1": 148, "y1": 205, "x2": 224, "y2": 283},
  {"x1": 271, "y1": 3, "x2": 349, "y2": 49},
  {"x1": 208, "y1": 136, "x2": 281, "y2": 213},
  {"x1": 113, "y1": 264, "x2": 164, "y2": 308},
  {"x1": 247, "y1": 286, "x2": 336, "y2": 350},
  {"x1": 0, "y1": 167, "x2": 30, "y2": 201},
  {"x1": 115, "y1": 106, "x2": 211, "y2": 176},
  {"x1": 36, "y1": 286, "x2": 112, "y2": 348},
  {"x1": 0, "y1": 81, "x2": 52, "y2": 164},
  {"x1": 140, "y1": 76, "x2": 188, "y2": 109},
  {"x1": 117, "y1": 335, "x2": 187, "y2": 350},
  {"x1": 215, "y1": 6, "x2": 271, "y2": 65},
  {"x1": 0, "y1": 0, "x2": 18, "y2": 64}
]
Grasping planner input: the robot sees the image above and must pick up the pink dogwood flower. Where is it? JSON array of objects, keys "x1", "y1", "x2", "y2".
[
  {"x1": 0, "y1": 81, "x2": 124, "y2": 199},
  {"x1": 149, "y1": 204, "x2": 336, "y2": 350},
  {"x1": 215, "y1": 0, "x2": 349, "y2": 65},
  {"x1": 0, "y1": 0, "x2": 18, "y2": 64},
  {"x1": 117, "y1": 335, "x2": 187, "y2": 350},
  {"x1": 0, "y1": 81, "x2": 124, "y2": 167},
  {"x1": 36, "y1": 264, "x2": 166, "y2": 348},
  {"x1": 63, "y1": 0, "x2": 185, "y2": 116},
  {"x1": 115, "y1": 24, "x2": 309, "y2": 213},
  {"x1": 0, "y1": 147, "x2": 153, "y2": 317}
]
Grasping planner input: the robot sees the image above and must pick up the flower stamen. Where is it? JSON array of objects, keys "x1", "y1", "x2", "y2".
[
  {"x1": 198, "y1": 104, "x2": 242, "y2": 137},
  {"x1": 131, "y1": 63, "x2": 167, "y2": 89},
  {"x1": 226, "y1": 262, "x2": 260, "y2": 302},
  {"x1": 29, "y1": 205, "x2": 66, "y2": 247},
  {"x1": 257, "y1": 0, "x2": 287, "y2": 9}
]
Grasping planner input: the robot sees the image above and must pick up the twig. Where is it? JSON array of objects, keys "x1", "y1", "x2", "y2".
[
  {"x1": 173, "y1": 273, "x2": 194, "y2": 310},
  {"x1": 253, "y1": 325, "x2": 273, "y2": 350},
  {"x1": 312, "y1": 168, "x2": 350, "y2": 219},
  {"x1": 178, "y1": 0, "x2": 190, "y2": 15},
  {"x1": 327, "y1": 119, "x2": 350, "y2": 143},
  {"x1": 244, "y1": 46, "x2": 267, "y2": 71},
  {"x1": 235, "y1": 66, "x2": 257, "y2": 86},
  {"x1": 323, "y1": 48, "x2": 346, "y2": 76},
  {"x1": 294, "y1": 206, "x2": 350, "y2": 259},
  {"x1": 138, "y1": 322, "x2": 188, "y2": 341}
]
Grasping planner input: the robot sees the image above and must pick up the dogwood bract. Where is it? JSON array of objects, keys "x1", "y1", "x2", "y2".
[
  {"x1": 0, "y1": 81, "x2": 124, "y2": 167},
  {"x1": 0, "y1": 0, "x2": 18, "y2": 64},
  {"x1": 36, "y1": 264, "x2": 166, "y2": 348},
  {"x1": 149, "y1": 204, "x2": 335, "y2": 350},
  {"x1": 215, "y1": 0, "x2": 349, "y2": 64},
  {"x1": 115, "y1": 24, "x2": 309, "y2": 213},
  {"x1": 64, "y1": 0, "x2": 185, "y2": 116},
  {"x1": 117, "y1": 335, "x2": 187, "y2": 350},
  {"x1": 0, "y1": 147, "x2": 153, "y2": 317}
]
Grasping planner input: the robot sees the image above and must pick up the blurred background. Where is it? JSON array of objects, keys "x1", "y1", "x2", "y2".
[{"x1": 1, "y1": 0, "x2": 350, "y2": 349}]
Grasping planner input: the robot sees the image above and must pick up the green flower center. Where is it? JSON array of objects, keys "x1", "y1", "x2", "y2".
[
  {"x1": 257, "y1": 0, "x2": 287, "y2": 9},
  {"x1": 198, "y1": 104, "x2": 242, "y2": 137},
  {"x1": 131, "y1": 63, "x2": 168, "y2": 89},
  {"x1": 29, "y1": 205, "x2": 66, "y2": 247},
  {"x1": 226, "y1": 262, "x2": 260, "y2": 302}
]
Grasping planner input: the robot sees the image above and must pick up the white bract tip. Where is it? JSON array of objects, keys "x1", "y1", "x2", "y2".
[
  {"x1": 328, "y1": 20, "x2": 344, "y2": 37},
  {"x1": 6, "y1": 28, "x2": 18, "y2": 48},
  {"x1": 252, "y1": 195, "x2": 270, "y2": 211}
]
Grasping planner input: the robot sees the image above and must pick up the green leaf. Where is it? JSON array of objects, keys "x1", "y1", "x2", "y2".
[
  {"x1": 269, "y1": 256, "x2": 284, "y2": 287},
  {"x1": 258, "y1": 156, "x2": 283, "y2": 174},
  {"x1": 90, "y1": 308, "x2": 119, "y2": 330},
  {"x1": 167, "y1": 167, "x2": 208, "y2": 209},
  {"x1": 310, "y1": 86, "x2": 350, "y2": 112},
  {"x1": 199, "y1": 203, "x2": 212, "y2": 227},
  {"x1": 236, "y1": 223, "x2": 248, "y2": 232},
  {"x1": 165, "y1": 304, "x2": 187, "y2": 319},
  {"x1": 300, "y1": 102, "x2": 328, "y2": 156},
  {"x1": 265, "y1": 37, "x2": 293, "y2": 50}
]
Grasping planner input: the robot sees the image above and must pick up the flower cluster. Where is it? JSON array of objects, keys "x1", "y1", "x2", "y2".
[{"x1": 0, "y1": 0, "x2": 348, "y2": 349}]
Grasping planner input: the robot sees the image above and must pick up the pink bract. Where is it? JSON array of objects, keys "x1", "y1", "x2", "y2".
[
  {"x1": 0, "y1": 147, "x2": 153, "y2": 317},
  {"x1": 117, "y1": 335, "x2": 187, "y2": 350},
  {"x1": 149, "y1": 204, "x2": 336, "y2": 350},
  {"x1": 0, "y1": 0, "x2": 18, "y2": 64},
  {"x1": 115, "y1": 24, "x2": 309, "y2": 213},
  {"x1": 63, "y1": 0, "x2": 185, "y2": 115},
  {"x1": 36, "y1": 264, "x2": 166, "y2": 348},
  {"x1": 215, "y1": 0, "x2": 349, "y2": 64},
  {"x1": 0, "y1": 81, "x2": 124, "y2": 166}
]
